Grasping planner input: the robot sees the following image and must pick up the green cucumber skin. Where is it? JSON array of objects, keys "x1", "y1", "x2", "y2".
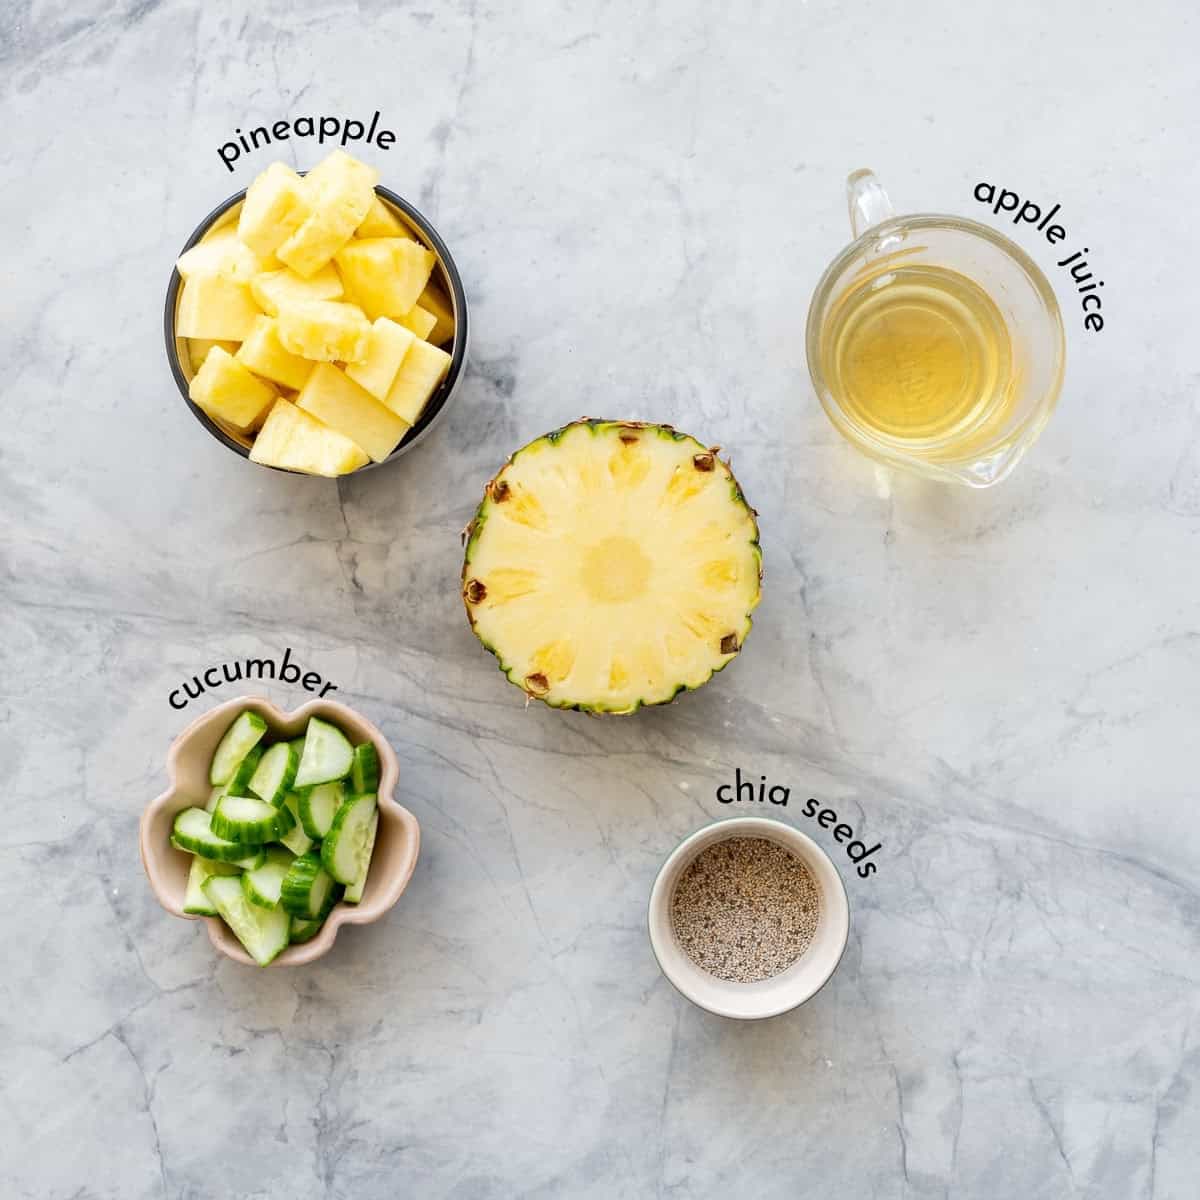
[
  {"x1": 248, "y1": 741, "x2": 300, "y2": 808},
  {"x1": 228, "y1": 743, "x2": 264, "y2": 794},
  {"x1": 299, "y1": 781, "x2": 343, "y2": 840},
  {"x1": 295, "y1": 717, "x2": 355, "y2": 789},
  {"x1": 289, "y1": 915, "x2": 324, "y2": 944},
  {"x1": 209, "y1": 711, "x2": 269, "y2": 786},
  {"x1": 321, "y1": 792, "x2": 379, "y2": 885},
  {"x1": 174, "y1": 834, "x2": 266, "y2": 870},
  {"x1": 280, "y1": 852, "x2": 337, "y2": 918},
  {"x1": 211, "y1": 795, "x2": 297, "y2": 844},
  {"x1": 287, "y1": 880, "x2": 343, "y2": 942},
  {"x1": 171, "y1": 808, "x2": 264, "y2": 863},
  {"x1": 208, "y1": 741, "x2": 262, "y2": 813},
  {"x1": 343, "y1": 809, "x2": 379, "y2": 904},
  {"x1": 203, "y1": 874, "x2": 290, "y2": 967},
  {"x1": 351, "y1": 743, "x2": 380, "y2": 793}
]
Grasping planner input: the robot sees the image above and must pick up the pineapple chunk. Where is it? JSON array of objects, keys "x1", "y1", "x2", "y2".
[
  {"x1": 417, "y1": 283, "x2": 455, "y2": 346},
  {"x1": 345, "y1": 318, "x2": 415, "y2": 401},
  {"x1": 250, "y1": 399, "x2": 369, "y2": 477},
  {"x1": 302, "y1": 149, "x2": 379, "y2": 204},
  {"x1": 237, "y1": 162, "x2": 312, "y2": 257},
  {"x1": 187, "y1": 338, "x2": 239, "y2": 373},
  {"x1": 189, "y1": 346, "x2": 276, "y2": 431},
  {"x1": 277, "y1": 300, "x2": 371, "y2": 363},
  {"x1": 334, "y1": 238, "x2": 436, "y2": 321},
  {"x1": 249, "y1": 264, "x2": 343, "y2": 317},
  {"x1": 236, "y1": 316, "x2": 315, "y2": 390},
  {"x1": 275, "y1": 208, "x2": 358, "y2": 279},
  {"x1": 383, "y1": 339, "x2": 452, "y2": 424},
  {"x1": 397, "y1": 304, "x2": 437, "y2": 341},
  {"x1": 176, "y1": 224, "x2": 263, "y2": 281},
  {"x1": 356, "y1": 195, "x2": 414, "y2": 239},
  {"x1": 278, "y1": 152, "x2": 378, "y2": 278},
  {"x1": 176, "y1": 274, "x2": 263, "y2": 340},
  {"x1": 296, "y1": 363, "x2": 410, "y2": 463}
]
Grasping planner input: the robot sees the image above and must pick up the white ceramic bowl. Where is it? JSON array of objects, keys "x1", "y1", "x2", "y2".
[{"x1": 647, "y1": 816, "x2": 850, "y2": 1019}]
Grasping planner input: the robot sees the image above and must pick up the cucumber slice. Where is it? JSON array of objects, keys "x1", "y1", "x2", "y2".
[
  {"x1": 299, "y1": 781, "x2": 343, "y2": 840},
  {"x1": 172, "y1": 807, "x2": 264, "y2": 863},
  {"x1": 183, "y1": 856, "x2": 241, "y2": 915},
  {"x1": 343, "y1": 809, "x2": 378, "y2": 904},
  {"x1": 350, "y1": 742, "x2": 380, "y2": 793},
  {"x1": 175, "y1": 834, "x2": 265, "y2": 870},
  {"x1": 280, "y1": 852, "x2": 337, "y2": 918},
  {"x1": 289, "y1": 914, "x2": 326, "y2": 944},
  {"x1": 209, "y1": 711, "x2": 268, "y2": 786},
  {"x1": 248, "y1": 741, "x2": 299, "y2": 807},
  {"x1": 279, "y1": 792, "x2": 314, "y2": 856},
  {"x1": 322, "y1": 792, "x2": 378, "y2": 885},
  {"x1": 202, "y1": 874, "x2": 290, "y2": 966},
  {"x1": 206, "y1": 742, "x2": 263, "y2": 812},
  {"x1": 242, "y1": 847, "x2": 295, "y2": 908},
  {"x1": 211, "y1": 794, "x2": 296, "y2": 843},
  {"x1": 294, "y1": 717, "x2": 354, "y2": 788}
]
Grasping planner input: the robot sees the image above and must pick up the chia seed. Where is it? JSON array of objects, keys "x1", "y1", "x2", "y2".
[{"x1": 670, "y1": 836, "x2": 821, "y2": 983}]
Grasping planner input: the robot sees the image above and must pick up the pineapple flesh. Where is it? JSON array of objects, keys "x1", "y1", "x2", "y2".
[
  {"x1": 250, "y1": 399, "x2": 369, "y2": 477},
  {"x1": 277, "y1": 300, "x2": 371, "y2": 363},
  {"x1": 345, "y1": 317, "x2": 416, "y2": 401},
  {"x1": 249, "y1": 263, "x2": 343, "y2": 316},
  {"x1": 462, "y1": 420, "x2": 761, "y2": 713},
  {"x1": 172, "y1": 150, "x2": 456, "y2": 477},
  {"x1": 356, "y1": 195, "x2": 414, "y2": 239},
  {"x1": 296, "y1": 363, "x2": 410, "y2": 463},
  {"x1": 189, "y1": 346, "x2": 277, "y2": 431},
  {"x1": 397, "y1": 303, "x2": 437, "y2": 341},
  {"x1": 237, "y1": 162, "x2": 312, "y2": 257}
]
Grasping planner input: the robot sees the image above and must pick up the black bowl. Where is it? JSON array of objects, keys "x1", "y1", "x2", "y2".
[{"x1": 164, "y1": 182, "x2": 469, "y2": 473}]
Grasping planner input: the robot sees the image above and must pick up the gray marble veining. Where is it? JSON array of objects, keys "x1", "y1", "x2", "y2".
[{"x1": 2, "y1": 1, "x2": 1198, "y2": 1196}]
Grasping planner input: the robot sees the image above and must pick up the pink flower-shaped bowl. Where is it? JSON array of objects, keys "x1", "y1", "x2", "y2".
[{"x1": 140, "y1": 695, "x2": 420, "y2": 966}]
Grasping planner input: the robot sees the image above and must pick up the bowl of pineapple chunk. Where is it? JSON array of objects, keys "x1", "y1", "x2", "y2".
[{"x1": 165, "y1": 150, "x2": 468, "y2": 477}]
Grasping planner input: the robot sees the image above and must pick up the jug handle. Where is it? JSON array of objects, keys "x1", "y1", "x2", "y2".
[{"x1": 847, "y1": 169, "x2": 895, "y2": 238}]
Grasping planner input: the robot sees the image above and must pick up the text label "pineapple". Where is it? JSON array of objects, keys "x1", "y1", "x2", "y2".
[{"x1": 218, "y1": 112, "x2": 397, "y2": 173}]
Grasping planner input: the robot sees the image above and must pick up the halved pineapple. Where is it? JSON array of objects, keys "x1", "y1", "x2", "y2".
[{"x1": 462, "y1": 420, "x2": 761, "y2": 713}]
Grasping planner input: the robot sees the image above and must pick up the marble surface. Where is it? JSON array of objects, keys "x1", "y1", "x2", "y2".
[{"x1": 3, "y1": 1, "x2": 1198, "y2": 1196}]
